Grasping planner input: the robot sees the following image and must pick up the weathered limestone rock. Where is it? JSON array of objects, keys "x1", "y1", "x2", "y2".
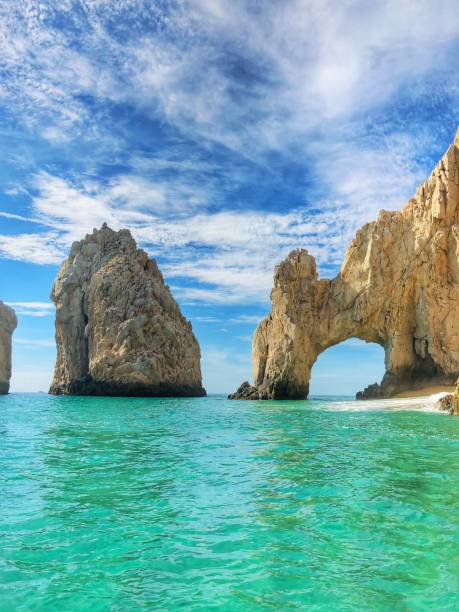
[
  {"x1": 436, "y1": 378, "x2": 459, "y2": 415},
  {"x1": 356, "y1": 383, "x2": 383, "y2": 400},
  {"x1": 231, "y1": 130, "x2": 459, "y2": 400},
  {"x1": 50, "y1": 224, "x2": 205, "y2": 396},
  {"x1": 453, "y1": 380, "x2": 459, "y2": 415},
  {"x1": 228, "y1": 381, "x2": 260, "y2": 400},
  {"x1": 0, "y1": 301, "x2": 17, "y2": 394},
  {"x1": 436, "y1": 393, "x2": 454, "y2": 414}
]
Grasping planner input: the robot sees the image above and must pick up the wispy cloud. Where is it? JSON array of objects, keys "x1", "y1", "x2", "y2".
[
  {"x1": 1, "y1": 1, "x2": 457, "y2": 164},
  {"x1": 6, "y1": 302, "x2": 54, "y2": 317},
  {"x1": 1, "y1": 1, "x2": 458, "y2": 393},
  {"x1": 15, "y1": 338, "x2": 55, "y2": 348},
  {"x1": 0, "y1": 211, "x2": 33, "y2": 222},
  {"x1": 229, "y1": 315, "x2": 266, "y2": 325},
  {"x1": 236, "y1": 335, "x2": 252, "y2": 342},
  {"x1": 1, "y1": 172, "x2": 357, "y2": 300},
  {"x1": 191, "y1": 316, "x2": 222, "y2": 323},
  {"x1": 0, "y1": 232, "x2": 65, "y2": 265},
  {"x1": 1, "y1": 1, "x2": 458, "y2": 307}
]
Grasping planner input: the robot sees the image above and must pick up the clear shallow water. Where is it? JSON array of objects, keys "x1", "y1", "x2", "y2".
[{"x1": 1, "y1": 394, "x2": 459, "y2": 611}]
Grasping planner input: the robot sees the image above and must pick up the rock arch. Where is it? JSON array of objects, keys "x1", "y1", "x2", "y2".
[{"x1": 230, "y1": 131, "x2": 459, "y2": 400}]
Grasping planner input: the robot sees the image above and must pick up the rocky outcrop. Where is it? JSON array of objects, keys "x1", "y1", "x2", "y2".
[
  {"x1": 231, "y1": 129, "x2": 459, "y2": 400},
  {"x1": 0, "y1": 301, "x2": 17, "y2": 394},
  {"x1": 50, "y1": 224, "x2": 205, "y2": 397},
  {"x1": 228, "y1": 381, "x2": 260, "y2": 400},
  {"x1": 435, "y1": 379, "x2": 459, "y2": 415},
  {"x1": 356, "y1": 383, "x2": 383, "y2": 400},
  {"x1": 452, "y1": 380, "x2": 459, "y2": 415}
]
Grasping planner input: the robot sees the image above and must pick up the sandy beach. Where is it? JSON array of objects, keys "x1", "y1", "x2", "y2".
[{"x1": 393, "y1": 386, "x2": 454, "y2": 398}]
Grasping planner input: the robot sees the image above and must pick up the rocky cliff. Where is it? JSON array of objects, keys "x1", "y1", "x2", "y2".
[
  {"x1": 0, "y1": 301, "x2": 17, "y2": 394},
  {"x1": 230, "y1": 130, "x2": 459, "y2": 400},
  {"x1": 50, "y1": 224, "x2": 205, "y2": 396}
]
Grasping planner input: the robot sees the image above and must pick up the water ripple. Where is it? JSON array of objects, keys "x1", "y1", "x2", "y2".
[{"x1": 0, "y1": 393, "x2": 458, "y2": 610}]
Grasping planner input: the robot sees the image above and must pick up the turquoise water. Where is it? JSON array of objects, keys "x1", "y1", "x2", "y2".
[{"x1": 1, "y1": 393, "x2": 459, "y2": 611}]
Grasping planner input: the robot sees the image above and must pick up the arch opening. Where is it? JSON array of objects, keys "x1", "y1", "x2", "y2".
[{"x1": 309, "y1": 338, "x2": 385, "y2": 398}]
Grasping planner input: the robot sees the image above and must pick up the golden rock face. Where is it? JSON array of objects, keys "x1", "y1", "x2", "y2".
[
  {"x1": 50, "y1": 224, "x2": 205, "y2": 397},
  {"x1": 232, "y1": 132, "x2": 459, "y2": 400},
  {"x1": 452, "y1": 379, "x2": 459, "y2": 415}
]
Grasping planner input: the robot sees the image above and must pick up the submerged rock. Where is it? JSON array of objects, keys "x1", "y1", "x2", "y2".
[
  {"x1": 50, "y1": 224, "x2": 205, "y2": 397},
  {"x1": 0, "y1": 301, "x2": 17, "y2": 394},
  {"x1": 231, "y1": 129, "x2": 459, "y2": 400}
]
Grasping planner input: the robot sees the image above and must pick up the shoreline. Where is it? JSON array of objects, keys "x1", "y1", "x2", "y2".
[{"x1": 393, "y1": 385, "x2": 454, "y2": 399}]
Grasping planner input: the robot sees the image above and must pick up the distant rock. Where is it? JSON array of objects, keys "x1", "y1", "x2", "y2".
[
  {"x1": 355, "y1": 383, "x2": 383, "y2": 400},
  {"x1": 231, "y1": 129, "x2": 459, "y2": 400},
  {"x1": 0, "y1": 301, "x2": 17, "y2": 394},
  {"x1": 228, "y1": 381, "x2": 259, "y2": 400},
  {"x1": 50, "y1": 224, "x2": 205, "y2": 397}
]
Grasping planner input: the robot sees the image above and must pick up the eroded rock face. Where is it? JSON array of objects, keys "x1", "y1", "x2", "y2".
[
  {"x1": 50, "y1": 224, "x2": 205, "y2": 397},
  {"x1": 231, "y1": 130, "x2": 459, "y2": 400},
  {"x1": 0, "y1": 301, "x2": 17, "y2": 394},
  {"x1": 228, "y1": 381, "x2": 260, "y2": 400},
  {"x1": 453, "y1": 380, "x2": 459, "y2": 415}
]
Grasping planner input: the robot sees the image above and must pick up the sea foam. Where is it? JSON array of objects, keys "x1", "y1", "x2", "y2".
[{"x1": 316, "y1": 392, "x2": 451, "y2": 413}]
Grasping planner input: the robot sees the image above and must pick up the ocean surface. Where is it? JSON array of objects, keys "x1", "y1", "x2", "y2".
[{"x1": 1, "y1": 393, "x2": 459, "y2": 611}]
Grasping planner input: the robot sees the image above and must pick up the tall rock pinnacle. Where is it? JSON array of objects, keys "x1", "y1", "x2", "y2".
[
  {"x1": 50, "y1": 224, "x2": 205, "y2": 397},
  {"x1": 0, "y1": 301, "x2": 17, "y2": 394},
  {"x1": 230, "y1": 130, "x2": 459, "y2": 400}
]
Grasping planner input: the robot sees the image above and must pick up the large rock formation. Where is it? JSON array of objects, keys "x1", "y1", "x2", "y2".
[
  {"x1": 50, "y1": 224, "x2": 205, "y2": 397},
  {"x1": 0, "y1": 301, "x2": 17, "y2": 394},
  {"x1": 230, "y1": 130, "x2": 459, "y2": 400}
]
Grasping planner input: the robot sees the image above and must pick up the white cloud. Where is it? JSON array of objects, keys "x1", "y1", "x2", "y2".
[
  {"x1": 236, "y1": 335, "x2": 252, "y2": 342},
  {"x1": 0, "y1": 233, "x2": 64, "y2": 265},
  {"x1": 7, "y1": 302, "x2": 53, "y2": 308},
  {"x1": 0, "y1": 170, "x2": 358, "y2": 300},
  {"x1": 6, "y1": 302, "x2": 54, "y2": 317},
  {"x1": 0, "y1": 147, "x2": 439, "y2": 301},
  {"x1": 1, "y1": 1, "x2": 458, "y2": 156},
  {"x1": 191, "y1": 316, "x2": 222, "y2": 323},
  {"x1": 1, "y1": 1, "x2": 458, "y2": 394},
  {"x1": 0, "y1": 1, "x2": 458, "y2": 305},
  {"x1": 229, "y1": 315, "x2": 264, "y2": 324},
  {"x1": 15, "y1": 338, "x2": 55, "y2": 348},
  {"x1": 0, "y1": 211, "x2": 33, "y2": 222},
  {"x1": 171, "y1": 285, "x2": 254, "y2": 305}
]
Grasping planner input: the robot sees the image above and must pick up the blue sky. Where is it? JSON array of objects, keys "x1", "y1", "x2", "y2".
[{"x1": 1, "y1": 1, "x2": 459, "y2": 394}]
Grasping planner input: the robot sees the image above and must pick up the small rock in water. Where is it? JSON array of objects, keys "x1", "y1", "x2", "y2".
[{"x1": 435, "y1": 394, "x2": 455, "y2": 414}]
